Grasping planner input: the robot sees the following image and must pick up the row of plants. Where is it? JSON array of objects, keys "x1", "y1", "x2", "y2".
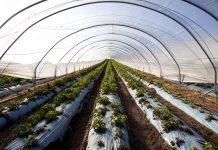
[
  {"x1": 0, "y1": 74, "x2": 30, "y2": 91},
  {"x1": 120, "y1": 62, "x2": 218, "y2": 114},
  {"x1": 112, "y1": 60, "x2": 217, "y2": 150},
  {"x1": 121, "y1": 62, "x2": 218, "y2": 137},
  {"x1": 0, "y1": 62, "x2": 104, "y2": 116},
  {"x1": 112, "y1": 61, "x2": 182, "y2": 133},
  {"x1": 101, "y1": 61, "x2": 117, "y2": 94},
  {"x1": 87, "y1": 61, "x2": 129, "y2": 150},
  {"x1": 0, "y1": 62, "x2": 107, "y2": 149}
]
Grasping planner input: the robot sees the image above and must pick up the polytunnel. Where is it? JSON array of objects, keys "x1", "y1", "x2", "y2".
[{"x1": 0, "y1": 0, "x2": 218, "y2": 150}]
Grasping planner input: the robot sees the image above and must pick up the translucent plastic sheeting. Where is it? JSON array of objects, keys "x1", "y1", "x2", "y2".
[{"x1": 0, "y1": 0, "x2": 217, "y2": 83}]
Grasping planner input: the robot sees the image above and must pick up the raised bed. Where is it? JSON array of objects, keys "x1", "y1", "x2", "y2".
[
  {"x1": 1, "y1": 63, "x2": 106, "y2": 150},
  {"x1": 87, "y1": 61, "x2": 129, "y2": 150},
  {"x1": 113, "y1": 61, "x2": 216, "y2": 150}
]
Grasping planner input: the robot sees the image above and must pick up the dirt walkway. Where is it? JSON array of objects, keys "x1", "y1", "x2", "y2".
[
  {"x1": 114, "y1": 68, "x2": 169, "y2": 150},
  {"x1": 45, "y1": 71, "x2": 104, "y2": 150}
]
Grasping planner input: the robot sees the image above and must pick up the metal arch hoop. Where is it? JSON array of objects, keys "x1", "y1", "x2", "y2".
[
  {"x1": 41, "y1": 41, "x2": 145, "y2": 77},
  {"x1": 77, "y1": 45, "x2": 141, "y2": 63},
  {"x1": 65, "y1": 46, "x2": 137, "y2": 73},
  {"x1": 33, "y1": 24, "x2": 176, "y2": 82},
  {"x1": 0, "y1": 0, "x2": 47, "y2": 29},
  {"x1": 53, "y1": 32, "x2": 163, "y2": 77},
  {"x1": 0, "y1": 1, "x2": 190, "y2": 85},
  {"x1": 0, "y1": 1, "x2": 216, "y2": 100},
  {"x1": 181, "y1": 0, "x2": 218, "y2": 22},
  {"x1": 77, "y1": 46, "x2": 141, "y2": 62},
  {"x1": 63, "y1": 39, "x2": 150, "y2": 75}
]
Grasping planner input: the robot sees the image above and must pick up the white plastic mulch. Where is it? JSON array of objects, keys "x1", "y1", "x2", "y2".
[
  {"x1": 5, "y1": 72, "x2": 102, "y2": 150},
  {"x1": 130, "y1": 73, "x2": 218, "y2": 134},
  {"x1": 119, "y1": 74, "x2": 206, "y2": 150},
  {"x1": 86, "y1": 94, "x2": 129, "y2": 150},
  {"x1": 0, "y1": 77, "x2": 54, "y2": 98},
  {"x1": 0, "y1": 78, "x2": 79, "y2": 130},
  {"x1": 184, "y1": 84, "x2": 215, "y2": 97}
]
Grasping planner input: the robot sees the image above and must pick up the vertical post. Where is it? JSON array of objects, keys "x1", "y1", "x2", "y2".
[
  {"x1": 73, "y1": 63, "x2": 75, "y2": 72},
  {"x1": 54, "y1": 65, "x2": 57, "y2": 78},
  {"x1": 66, "y1": 64, "x2": 68, "y2": 75},
  {"x1": 215, "y1": 70, "x2": 218, "y2": 104},
  {"x1": 178, "y1": 72, "x2": 182, "y2": 85}
]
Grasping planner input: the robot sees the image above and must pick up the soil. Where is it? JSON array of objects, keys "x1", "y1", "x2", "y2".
[
  {"x1": 138, "y1": 70, "x2": 218, "y2": 114},
  {"x1": 155, "y1": 92, "x2": 218, "y2": 146},
  {"x1": 0, "y1": 71, "x2": 80, "y2": 103},
  {"x1": 45, "y1": 69, "x2": 105, "y2": 150},
  {"x1": 114, "y1": 68, "x2": 169, "y2": 150},
  {"x1": 137, "y1": 78, "x2": 218, "y2": 146}
]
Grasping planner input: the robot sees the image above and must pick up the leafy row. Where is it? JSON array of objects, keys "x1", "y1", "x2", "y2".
[
  {"x1": 101, "y1": 61, "x2": 117, "y2": 94},
  {"x1": 112, "y1": 60, "x2": 217, "y2": 150},
  {"x1": 0, "y1": 62, "x2": 104, "y2": 115},
  {"x1": 0, "y1": 74, "x2": 30, "y2": 90},
  {"x1": 118, "y1": 62, "x2": 217, "y2": 114},
  {"x1": 90, "y1": 61, "x2": 128, "y2": 149},
  {"x1": 1, "y1": 62, "x2": 106, "y2": 149},
  {"x1": 112, "y1": 61, "x2": 181, "y2": 132}
]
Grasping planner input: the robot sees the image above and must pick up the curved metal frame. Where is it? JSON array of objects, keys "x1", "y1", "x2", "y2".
[
  {"x1": 0, "y1": 0, "x2": 217, "y2": 101},
  {"x1": 77, "y1": 45, "x2": 141, "y2": 62},
  {"x1": 77, "y1": 45, "x2": 139, "y2": 63},
  {"x1": 63, "y1": 44, "x2": 140, "y2": 74},
  {"x1": 33, "y1": 24, "x2": 177, "y2": 81},
  {"x1": 66, "y1": 46, "x2": 132, "y2": 75},
  {"x1": 181, "y1": 0, "x2": 218, "y2": 21},
  {"x1": 67, "y1": 47, "x2": 135, "y2": 73},
  {"x1": 54, "y1": 32, "x2": 163, "y2": 77},
  {"x1": 0, "y1": 0, "x2": 47, "y2": 29},
  {"x1": 63, "y1": 39, "x2": 150, "y2": 75}
]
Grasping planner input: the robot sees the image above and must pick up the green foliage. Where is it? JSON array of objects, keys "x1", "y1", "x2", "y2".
[
  {"x1": 101, "y1": 84, "x2": 110, "y2": 94},
  {"x1": 94, "y1": 107, "x2": 107, "y2": 117},
  {"x1": 42, "y1": 104, "x2": 55, "y2": 112},
  {"x1": 9, "y1": 62, "x2": 107, "y2": 139},
  {"x1": 111, "y1": 101, "x2": 121, "y2": 112},
  {"x1": 14, "y1": 123, "x2": 33, "y2": 137},
  {"x1": 24, "y1": 135, "x2": 38, "y2": 148},
  {"x1": 29, "y1": 112, "x2": 42, "y2": 125},
  {"x1": 6, "y1": 101, "x2": 19, "y2": 111},
  {"x1": 101, "y1": 61, "x2": 117, "y2": 94},
  {"x1": 96, "y1": 96, "x2": 111, "y2": 105},
  {"x1": 146, "y1": 103, "x2": 153, "y2": 109},
  {"x1": 136, "y1": 88, "x2": 144, "y2": 97},
  {"x1": 153, "y1": 106, "x2": 180, "y2": 132},
  {"x1": 204, "y1": 142, "x2": 217, "y2": 150},
  {"x1": 110, "y1": 114, "x2": 127, "y2": 128},
  {"x1": 0, "y1": 74, "x2": 29, "y2": 90},
  {"x1": 45, "y1": 111, "x2": 58, "y2": 122},
  {"x1": 92, "y1": 117, "x2": 107, "y2": 133},
  {"x1": 115, "y1": 127, "x2": 122, "y2": 139}
]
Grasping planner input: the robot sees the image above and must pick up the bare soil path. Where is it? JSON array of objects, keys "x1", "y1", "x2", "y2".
[
  {"x1": 114, "y1": 68, "x2": 169, "y2": 150},
  {"x1": 45, "y1": 70, "x2": 105, "y2": 150}
]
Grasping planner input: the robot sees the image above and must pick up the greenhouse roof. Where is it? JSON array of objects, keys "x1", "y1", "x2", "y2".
[{"x1": 0, "y1": 0, "x2": 218, "y2": 83}]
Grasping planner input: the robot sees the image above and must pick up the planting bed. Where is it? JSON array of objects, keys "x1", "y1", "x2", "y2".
[
  {"x1": 0, "y1": 62, "x2": 106, "y2": 150},
  {"x1": 1, "y1": 60, "x2": 218, "y2": 150},
  {"x1": 112, "y1": 61, "x2": 217, "y2": 150},
  {"x1": 45, "y1": 65, "x2": 105, "y2": 150},
  {"x1": 0, "y1": 74, "x2": 30, "y2": 91},
  {"x1": 87, "y1": 61, "x2": 129, "y2": 150},
  {"x1": 114, "y1": 67, "x2": 170, "y2": 150},
  {"x1": 0, "y1": 62, "x2": 104, "y2": 130}
]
